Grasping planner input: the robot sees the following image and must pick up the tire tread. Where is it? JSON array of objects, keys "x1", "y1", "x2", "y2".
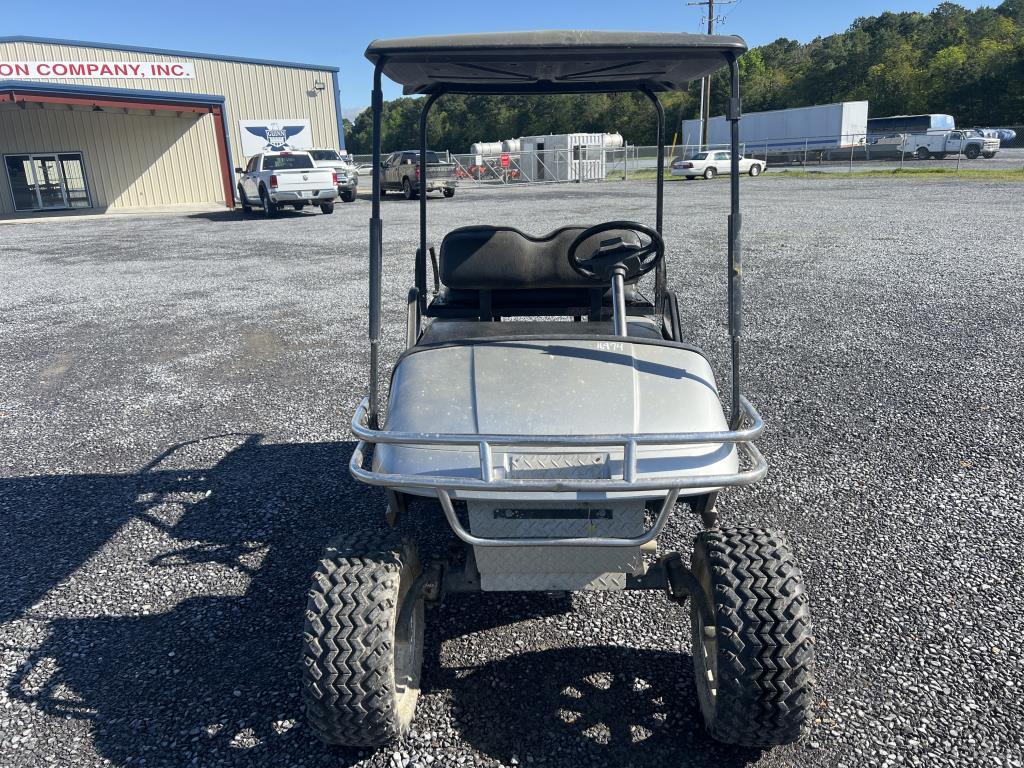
[
  {"x1": 302, "y1": 530, "x2": 412, "y2": 746},
  {"x1": 693, "y1": 527, "x2": 815, "y2": 747}
]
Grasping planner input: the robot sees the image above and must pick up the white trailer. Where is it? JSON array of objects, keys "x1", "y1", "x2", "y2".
[
  {"x1": 517, "y1": 132, "x2": 617, "y2": 182},
  {"x1": 682, "y1": 101, "x2": 869, "y2": 159}
]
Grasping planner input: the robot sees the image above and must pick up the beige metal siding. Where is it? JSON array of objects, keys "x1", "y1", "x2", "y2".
[
  {"x1": 0, "y1": 40, "x2": 342, "y2": 166},
  {"x1": 0, "y1": 104, "x2": 222, "y2": 215}
]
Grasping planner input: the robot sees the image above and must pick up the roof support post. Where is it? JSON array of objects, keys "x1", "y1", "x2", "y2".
[
  {"x1": 368, "y1": 61, "x2": 385, "y2": 429},
  {"x1": 727, "y1": 54, "x2": 743, "y2": 428},
  {"x1": 418, "y1": 92, "x2": 441, "y2": 313},
  {"x1": 641, "y1": 89, "x2": 666, "y2": 319}
]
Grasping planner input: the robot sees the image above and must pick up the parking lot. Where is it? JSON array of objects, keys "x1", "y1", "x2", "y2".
[{"x1": 1, "y1": 176, "x2": 1022, "y2": 768}]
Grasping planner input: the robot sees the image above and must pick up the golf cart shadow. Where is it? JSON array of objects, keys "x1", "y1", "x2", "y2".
[
  {"x1": 2, "y1": 435, "x2": 574, "y2": 766},
  {"x1": 435, "y1": 640, "x2": 764, "y2": 767}
]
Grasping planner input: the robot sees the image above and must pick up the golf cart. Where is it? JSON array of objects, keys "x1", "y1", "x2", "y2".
[{"x1": 302, "y1": 31, "x2": 815, "y2": 750}]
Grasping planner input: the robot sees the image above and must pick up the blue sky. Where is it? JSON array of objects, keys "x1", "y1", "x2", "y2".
[{"x1": 5, "y1": 0, "x2": 994, "y2": 112}]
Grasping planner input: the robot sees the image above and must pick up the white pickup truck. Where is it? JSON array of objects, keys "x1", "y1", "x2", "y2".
[
  {"x1": 902, "y1": 130, "x2": 1000, "y2": 160},
  {"x1": 236, "y1": 151, "x2": 338, "y2": 217}
]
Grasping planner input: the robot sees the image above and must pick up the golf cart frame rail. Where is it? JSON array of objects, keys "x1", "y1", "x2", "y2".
[
  {"x1": 365, "y1": 31, "x2": 747, "y2": 432},
  {"x1": 350, "y1": 393, "x2": 765, "y2": 490}
]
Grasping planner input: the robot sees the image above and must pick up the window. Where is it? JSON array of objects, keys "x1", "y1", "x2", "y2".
[
  {"x1": 308, "y1": 150, "x2": 341, "y2": 161},
  {"x1": 262, "y1": 154, "x2": 314, "y2": 170},
  {"x1": 5, "y1": 152, "x2": 90, "y2": 212}
]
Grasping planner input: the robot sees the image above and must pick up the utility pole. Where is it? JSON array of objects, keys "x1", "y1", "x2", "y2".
[{"x1": 687, "y1": 0, "x2": 736, "y2": 148}]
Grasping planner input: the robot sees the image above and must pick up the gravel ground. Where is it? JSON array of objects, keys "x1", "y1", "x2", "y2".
[{"x1": 1, "y1": 176, "x2": 1022, "y2": 768}]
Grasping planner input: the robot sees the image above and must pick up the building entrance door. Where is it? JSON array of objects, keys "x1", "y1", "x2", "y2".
[{"x1": 5, "y1": 152, "x2": 91, "y2": 211}]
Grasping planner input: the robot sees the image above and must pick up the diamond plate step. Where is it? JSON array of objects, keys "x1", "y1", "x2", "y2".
[{"x1": 468, "y1": 501, "x2": 647, "y2": 590}]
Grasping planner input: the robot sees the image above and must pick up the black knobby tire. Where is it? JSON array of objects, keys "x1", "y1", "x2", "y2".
[
  {"x1": 916, "y1": 146, "x2": 931, "y2": 161},
  {"x1": 259, "y1": 187, "x2": 277, "y2": 218},
  {"x1": 690, "y1": 527, "x2": 814, "y2": 747},
  {"x1": 442, "y1": 187, "x2": 455, "y2": 198},
  {"x1": 703, "y1": 167, "x2": 717, "y2": 180},
  {"x1": 341, "y1": 190, "x2": 356, "y2": 203},
  {"x1": 239, "y1": 186, "x2": 252, "y2": 213},
  {"x1": 320, "y1": 202, "x2": 335, "y2": 214},
  {"x1": 965, "y1": 144, "x2": 981, "y2": 160},
  {"x1": 402, "y1": 178, "x2": 416, "y2": 200},
  {"x1": 302, "y1": 531, "x2": 424, "y2": 746}
]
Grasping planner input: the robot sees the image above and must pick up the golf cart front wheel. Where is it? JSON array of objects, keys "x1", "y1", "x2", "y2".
[
  {"x1": 302, "y1": 531, "x2": 424, "y2": 746},
  {"x1": 690, "y1": 527, "x2": 814, "y2": 747}
]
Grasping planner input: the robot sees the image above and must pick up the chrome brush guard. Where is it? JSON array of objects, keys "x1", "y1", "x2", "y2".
[{"x1": 349, "y1": 395, "x2": 767, "y2": 549}]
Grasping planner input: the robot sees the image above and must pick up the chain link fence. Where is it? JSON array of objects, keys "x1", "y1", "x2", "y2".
[{"x1": 350, "y1": 129, "x2": 1024, "y2": 187}]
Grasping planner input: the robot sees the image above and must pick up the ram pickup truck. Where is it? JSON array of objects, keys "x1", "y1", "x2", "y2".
[
  {"x1": 308, "y1": 148, "x2": 358, "y2": 202},
  {"x1": 236, "y1": 151, "x2": 337, "y2": 217},
  {"x1": 381, "y1": 150, "x2": 456, "y2": 200}
]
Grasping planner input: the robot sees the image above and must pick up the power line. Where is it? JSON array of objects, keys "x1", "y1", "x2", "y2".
[{"x1": 686, "y1": 0, "x2": 736, "y2": 146}]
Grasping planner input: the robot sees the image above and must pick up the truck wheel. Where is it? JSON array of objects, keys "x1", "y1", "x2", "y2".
[
  {"x1": 965, "y1": 145, "x2": 981, "y2": 160},
  {"x1": 259, "y1": 187, "x2": 277, "y2": 218},
  {"x1": 703, "y1": 167, "x2": 717, "y2": 180},
  {"x1": 341, "y1": 190, "x2": 356, "y2": 203},
  {"x1": 690, "y1": 527, "x2": 814, "y2": 747},
  {"x1": 915, "y1": 146, "x2": 931, "y2": 161},
  {"x1": 749, "y1": 164, "x2": 762, "y2": 177},
  {"x1": 303, "y1": 531, "x2": 424, "y2": 746},
  {"x1": 443, "y1": 187, "x2": 455, "y2": 198},
  {"x1": 982, "y1": 152, "x2": 996, "y2": 159},
  {"x1": 402, "y1": 178, "x2": 417, "y2": 200},
  {"x1": 292, "y1": 203, "x2": 306, "y2": 211},
  {"x1": 238, "y1": 187, "x2": 252, "y2": 214},
  {"x1": 320, "y1": 202, "x2": 335, "y2": 215}
]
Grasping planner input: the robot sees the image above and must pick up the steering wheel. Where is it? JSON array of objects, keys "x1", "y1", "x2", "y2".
[{"x1": 567, "y1": 221, "x2": 665, "y2": 283}]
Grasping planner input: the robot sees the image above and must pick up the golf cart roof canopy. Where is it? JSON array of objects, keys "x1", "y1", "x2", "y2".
[{"x1": 364, "y1": 30, "x2": 747, "y2": 94}]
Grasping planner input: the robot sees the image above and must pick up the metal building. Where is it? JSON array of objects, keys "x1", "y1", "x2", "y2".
[{"x1": 0, "y1": 36, "x2": 344, "y2": 217}]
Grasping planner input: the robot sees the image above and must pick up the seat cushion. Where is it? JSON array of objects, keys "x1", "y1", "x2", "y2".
[
  {"x1": 418, "y1": 318, "x2": 664, "y2": 346},
  {"x1": 439, "y1": 225, "x2": 642, "y2": 290}
]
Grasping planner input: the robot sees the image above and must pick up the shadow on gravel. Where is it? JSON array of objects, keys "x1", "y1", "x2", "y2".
[
  {"x1": 186, "y1": 208, "x2": 333, "y2": 223},
  {"x1": 5, "y1": 436, "x2": 377, "y2": 766},
  {"x1": 433, "y1": 639, "x2": 763, "y2": 767}
]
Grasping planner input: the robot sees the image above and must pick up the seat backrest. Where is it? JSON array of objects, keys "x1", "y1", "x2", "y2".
[{"x1": 438, "y1": 225, "x2": 640, "y2": 290}]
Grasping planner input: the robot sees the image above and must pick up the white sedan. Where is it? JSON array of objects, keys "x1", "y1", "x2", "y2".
[{"x1": 670, "y1": 150, "x2": 765, "y2": 179}]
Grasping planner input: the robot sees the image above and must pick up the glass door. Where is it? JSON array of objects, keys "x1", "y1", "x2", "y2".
[
  {"x1": 4, "y1": 152, "x2": 91, "y2": 212},
  {"x1": 58, "y1": 154, "x2": 91, "y2": 208},
  {"x1": 32, "y1": 156, "x2": 68, "y2": 209}
]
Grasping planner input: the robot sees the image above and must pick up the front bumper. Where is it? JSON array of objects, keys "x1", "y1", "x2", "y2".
[{"x1": 270, "y1": 189, "x2": 336, "y2": 203}]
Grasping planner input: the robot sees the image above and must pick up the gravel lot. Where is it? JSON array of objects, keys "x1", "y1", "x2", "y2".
[{"x1": 1, "y1": 176, "x2": 1022, "y2": 768}]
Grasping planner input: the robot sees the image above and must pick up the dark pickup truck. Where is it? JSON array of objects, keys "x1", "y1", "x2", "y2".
[{"x1": 381, "y1": 150, "x2": 457, "y2": 199}]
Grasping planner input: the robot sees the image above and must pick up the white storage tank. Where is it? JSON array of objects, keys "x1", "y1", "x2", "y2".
[
  {"x1": 470, "y1": 141, "x2": 505, "y2": 157},
  {"x1": 501, "y1": 138, "x2": 521, "y2": 153},
  {"x1": 601, "y1": 132, "x2": 624, "y2": 148}
]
